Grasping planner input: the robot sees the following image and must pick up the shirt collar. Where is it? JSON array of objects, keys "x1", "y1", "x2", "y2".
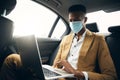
[{"x1": 73, "y1": 30, "x2": 86, "y2": 39}]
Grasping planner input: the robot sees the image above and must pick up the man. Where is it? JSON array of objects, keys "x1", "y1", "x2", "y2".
[
  {"x1": 0, "y1": 4, "x2": 117, "y2": 80},
  {"x1": 52, "y1": 4, "x2": 117, "y2": 80}
]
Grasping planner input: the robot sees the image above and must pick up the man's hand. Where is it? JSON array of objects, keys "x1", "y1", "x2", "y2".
[
  {"x1": 57, "y1": 60, "x2": 75, "y2": 73},
  {"x1": 54, "y1": 60, "x2": 85, "y2": 79}
]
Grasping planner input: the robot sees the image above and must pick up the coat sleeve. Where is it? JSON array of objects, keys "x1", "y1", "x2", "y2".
[
  {"x1": 52, "y1": 36, "x2": 66, "y2": 68},
  {"x1": 88, "y1": 35, "x2": 117, "y2": 80}
]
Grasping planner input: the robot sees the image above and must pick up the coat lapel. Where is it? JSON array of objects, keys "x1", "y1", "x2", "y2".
[
  {"x1": 62, "y1": 33, "x2": 74, "y2": 60},
  {"x1": 79, "y1": 29, "x2": 95, "y2": 57},
  {"x1": 62, "y1": 30, "x2": 95, "y2": 60}
]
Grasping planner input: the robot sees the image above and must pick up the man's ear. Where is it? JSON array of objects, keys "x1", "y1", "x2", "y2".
[{"x1": 84, "y1": 17, "x2": 87, "y2": 23}]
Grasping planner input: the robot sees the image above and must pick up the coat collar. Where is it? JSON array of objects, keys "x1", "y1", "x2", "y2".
[{"x1": 62, "y1": 29, "x2": 95, "y2": 59}]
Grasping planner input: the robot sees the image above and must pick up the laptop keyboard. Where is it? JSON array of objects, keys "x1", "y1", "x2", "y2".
[{"x1": 42, "y1": 67, "x2": 61, "y2": 77}]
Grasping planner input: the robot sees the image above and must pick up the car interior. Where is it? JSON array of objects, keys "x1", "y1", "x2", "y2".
[
  {"x1": 0, "y1": 0, "x2": 120, "y2": 79},
  {"x1": 0, "y1": 0, "x2": 16, "y2": 71}
]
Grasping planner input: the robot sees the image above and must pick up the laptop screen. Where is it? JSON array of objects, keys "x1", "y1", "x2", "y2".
[{"x1": 15, "y1": 35, "x2": 45, "y2": 80}]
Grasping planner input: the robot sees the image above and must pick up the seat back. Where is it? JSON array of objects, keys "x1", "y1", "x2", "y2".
[
  {"x1": 0, "y1": 16, "x2": 14, "y2": 70},
  {"x1": 86, "y1": 22, "x2": 99, "y2": 32},
  {"x1": 48, "y1": 45, "x2": 60, "y2": 65},
  {"x1": 0, "y1": 0, "x2": 17, "y2": 70},
  {"x1": 105, "y1": 25, "x2": 120, "y2": 79}
]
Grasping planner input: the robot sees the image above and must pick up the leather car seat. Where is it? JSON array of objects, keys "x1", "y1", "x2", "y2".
[
  {"x1": 86, "y1": 22, "x2": 99, "y2": 32},
  {"x1": 105, "y1": 25, "x2": 120, "y2": 79},
  {"x1": 0, "y1": 0, "x2": 16, "y2": 70}
]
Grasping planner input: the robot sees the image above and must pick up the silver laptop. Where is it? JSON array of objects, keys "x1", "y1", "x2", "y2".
[{"x1": 15, "y1": 35, "x2": 74, "y2": 80}]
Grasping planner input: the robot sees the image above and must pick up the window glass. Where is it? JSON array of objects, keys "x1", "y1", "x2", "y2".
[
  {"x1": 51, "y1": 19, "x2": 67, "y2": 39},
  {"x1": 86, "y1": 10, "x2": 120, "y2": 33},
  {"x1": 7, "y1": 0, "x2": 57, "y2": 37}
]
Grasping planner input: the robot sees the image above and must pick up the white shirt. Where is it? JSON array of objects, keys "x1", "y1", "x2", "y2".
[{"x1": 67, "y1": 31, "x2": 88, "y2": 80}]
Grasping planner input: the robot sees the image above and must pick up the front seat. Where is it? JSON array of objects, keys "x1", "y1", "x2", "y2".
[
  {"x1": 105, "y1": 25, "x2": 120, "y2": 80},
  {"x1": 0, "y1": 0, "x2": 17, "y2": 70}
]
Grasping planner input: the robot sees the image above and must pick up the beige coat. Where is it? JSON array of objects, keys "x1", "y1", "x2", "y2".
[{"x1": 53, "y1": 29, "x2": 117, "y2": 80}]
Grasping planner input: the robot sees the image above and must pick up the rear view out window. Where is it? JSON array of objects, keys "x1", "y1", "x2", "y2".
[
  {"x1": 87, "y1": 10, "x2": 120, "y2": 33},
  {"x1": 7, "y1": 0, "x2": 67, "y2": 39}
]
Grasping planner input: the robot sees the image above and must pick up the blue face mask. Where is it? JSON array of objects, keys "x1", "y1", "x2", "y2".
[{"x1": 69, "y1": 21, "x2": 83, "y2": 34}]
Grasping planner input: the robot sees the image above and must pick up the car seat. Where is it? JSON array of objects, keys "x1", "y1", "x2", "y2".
[
  {"x1": 86, "y1": 22, "x2": 99, "y2": 32},
  {"x1": 105, "y1": 25, "x2": 120, "y2": 79},
  {"x1": 0, "y1": 0, "x2": 17, "y2": 70}
]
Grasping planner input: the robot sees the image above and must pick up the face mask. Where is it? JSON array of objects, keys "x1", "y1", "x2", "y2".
[{"x1": 69, "y1": 21, "x2": 83, "y2": 34}]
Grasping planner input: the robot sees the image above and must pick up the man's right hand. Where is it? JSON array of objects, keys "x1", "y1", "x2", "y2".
[{"x1": 53, "y1": 60, "x2": 85, "y2": 79}]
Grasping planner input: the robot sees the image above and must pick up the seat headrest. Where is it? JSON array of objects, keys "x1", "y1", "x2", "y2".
[
  {"x1": 0, "y1": 0, "x2": 17, "y2": 15},
  {"x1": 108, "y1": 25, "x2": 120, "y2": 33},
  {"x1": 86, "y1": 23, "x2": 99, "y2": 32}
]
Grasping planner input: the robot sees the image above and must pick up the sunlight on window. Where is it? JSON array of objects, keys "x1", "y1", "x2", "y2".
[
  {"x1": 51, "y1": 19, "x2": 67, "y2": 39},
  {"x1": 87, "y1": 10, "x2": 120, "y2": 33},
  {"x1": 7, "y1": 0, "x2": 120, "y2": 36},
  {"x1": 7, "y1": 0, "x2": 57, "y2": 37}
]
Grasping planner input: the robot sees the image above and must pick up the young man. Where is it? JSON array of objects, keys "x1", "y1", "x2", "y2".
[
  {"x1": 52, "y1": 5, "x2": 117, "y2": 80},
  {"x1": 0, "y1": 4, "x2": 117, "y2": 80}
]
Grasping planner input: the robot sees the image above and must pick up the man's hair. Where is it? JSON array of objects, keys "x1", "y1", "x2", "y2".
[{"x1": 68, "y1": 4, "x2": 86, "y2": 13}]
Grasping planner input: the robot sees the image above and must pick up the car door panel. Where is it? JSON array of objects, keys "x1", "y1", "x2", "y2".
[{"x1": 37, "y1": 38, "x2": 60, "y2": 64}]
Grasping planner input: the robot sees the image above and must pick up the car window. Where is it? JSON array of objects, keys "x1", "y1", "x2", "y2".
[
  {"x1": 51, "y1": 19, "x2": 67, "y2": 39},
  {"x1": 86, "y1": 10, "x2": 120, "y2": 33},
  {"x1": 7, "y1": 0, "x2": 67, "y2": 39}
]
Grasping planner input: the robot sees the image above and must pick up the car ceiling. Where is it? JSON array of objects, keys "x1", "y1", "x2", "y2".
[{"x1": 33, "y1": 0, "x2": 120, "y2": 21}]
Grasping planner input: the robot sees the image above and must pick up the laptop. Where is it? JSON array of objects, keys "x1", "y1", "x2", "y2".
[{"x1": 15, "y1": 35, "x2": 74, "y2": 80}]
